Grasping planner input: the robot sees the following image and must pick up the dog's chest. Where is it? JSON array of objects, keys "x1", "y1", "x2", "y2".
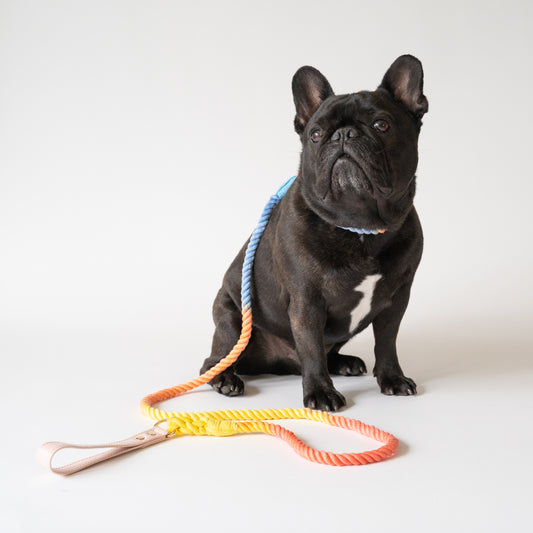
[{"x1": 348, "y1": 273, "x2": 382, "y2": 333}]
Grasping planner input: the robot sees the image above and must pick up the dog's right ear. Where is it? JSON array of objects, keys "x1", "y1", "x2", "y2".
[
  {"x1": 292, "y1": 66, "x2": 334, "y2": 135},
  {"x1": 380, "y1": 55, "x2": 428, "y2": 119}
]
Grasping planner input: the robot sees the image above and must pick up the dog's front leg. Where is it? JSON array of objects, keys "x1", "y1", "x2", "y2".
[
  {"x1": 288, "y1": 296, "x2": 346, "y2": 411},
  {"x1": 372, "y1": 282, "x2": 417, "y2": 395}
]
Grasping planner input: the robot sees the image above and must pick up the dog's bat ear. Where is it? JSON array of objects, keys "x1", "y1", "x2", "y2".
[
  {"x1": 292, "y1": 66, "x2": 334, "y2": 135},
  {"x1": 380, "y1": 55, "x2": 428, "y2": 118}
]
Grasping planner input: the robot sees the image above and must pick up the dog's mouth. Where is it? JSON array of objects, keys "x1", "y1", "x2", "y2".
[
  {"x1": 328, "y1": 153, "x2": 373, "y2": 198},
  {"x1": 301, "y1": 141, "x2": 414, "y2": 232},
  {"x1": 309, "y1": 150, "x2": 405, "y2": 231}
]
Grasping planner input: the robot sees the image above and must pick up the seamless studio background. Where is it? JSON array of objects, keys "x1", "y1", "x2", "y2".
[{"x1": 1, "y1": 1, "x2": 532, "y2": 532}]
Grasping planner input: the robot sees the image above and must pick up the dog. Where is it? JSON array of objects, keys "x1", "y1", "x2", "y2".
[{"x1": 200, "y1": 55, "x2": 428, "y2": 411}]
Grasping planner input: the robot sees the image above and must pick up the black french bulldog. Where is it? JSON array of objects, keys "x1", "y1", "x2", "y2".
[{"x1": 200, "y1": 55, "x2": 428, "y2": 411}]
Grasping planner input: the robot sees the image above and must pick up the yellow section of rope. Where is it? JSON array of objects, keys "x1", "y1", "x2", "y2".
[{"x1": 142, "y1": 401, "x2": 399, "y2": 466}]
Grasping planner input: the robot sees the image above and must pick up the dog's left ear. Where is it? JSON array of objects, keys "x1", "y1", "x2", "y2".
[
  {"x1": 292, "y1": 66, "x2": 334, "y2": 135},
  {"x1": 380, "y1": 55, "x2": 428, "y2": 118}
]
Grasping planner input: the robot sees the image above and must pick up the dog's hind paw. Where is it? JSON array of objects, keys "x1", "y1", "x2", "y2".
[
  {"x1": 377, "y1": 374, "x2": 417, "y2": 396},
  {"x1": 327, "y1": 353, "x2": 367, "y2": 376},
  {"x1": 210, "y1": 372, "x2": 245, "y2": 397}
]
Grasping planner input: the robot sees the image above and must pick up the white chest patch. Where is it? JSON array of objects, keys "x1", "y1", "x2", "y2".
[{"x1": 349, "y1": 273, "x2": 382, "y2": 333}]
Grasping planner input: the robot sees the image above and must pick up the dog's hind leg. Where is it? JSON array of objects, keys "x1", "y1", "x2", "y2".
[
  {"x1": 326, "y1": 342, "x2": 367, "y2": 376},
  {"x1": 200, "y1": 287, "x2": 245, "y2": 397}
]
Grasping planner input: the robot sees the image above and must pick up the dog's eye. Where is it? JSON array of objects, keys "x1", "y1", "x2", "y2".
[
  {"x1": 310, "y1": 129, "x2": 323, "y2": 143},
  {"x1": 373, "y1": 119, "x2": 389, "y2": 132}
]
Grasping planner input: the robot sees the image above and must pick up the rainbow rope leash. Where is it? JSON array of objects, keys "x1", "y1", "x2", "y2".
[{"x1": 140, "y1": 175, "x2": 399, "y2": 466}]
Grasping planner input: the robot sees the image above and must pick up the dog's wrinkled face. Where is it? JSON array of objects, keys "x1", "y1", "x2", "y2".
[{"x1": 293, "y1": 55, "x2": 428, "y2": 232}]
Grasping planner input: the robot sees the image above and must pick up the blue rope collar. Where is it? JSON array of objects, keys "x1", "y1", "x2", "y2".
[{"x1": 275, "y1": 175, "x2": 386, "y2": 235}]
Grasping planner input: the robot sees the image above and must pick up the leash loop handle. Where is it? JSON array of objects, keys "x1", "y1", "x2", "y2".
[{"x1": 38, "y1": 423, "x2": 170, "y2": 476}]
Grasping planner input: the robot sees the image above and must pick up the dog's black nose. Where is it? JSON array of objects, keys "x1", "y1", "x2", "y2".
[{"x1": 331, "y1": 127, "x2": 357, "y2": 142}]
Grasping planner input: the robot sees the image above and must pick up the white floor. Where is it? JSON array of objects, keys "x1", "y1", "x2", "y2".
[{"x1": 2, "y1": 318, "x2": 532, "y2": 533}]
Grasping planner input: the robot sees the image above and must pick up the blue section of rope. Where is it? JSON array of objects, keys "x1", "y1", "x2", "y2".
[
  {"x1": 337, "y1": 226, "x2": 382, "y2": 235},
  {"x1": 240, "y1": 176, "x2": 297, "y2": 310},
  {"x1": 275, "y1": 175, "x2": 298, "y2": 200}
]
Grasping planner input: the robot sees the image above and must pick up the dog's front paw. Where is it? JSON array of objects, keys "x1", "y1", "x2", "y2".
[
  {"x1": 303, "y1": 386, "x2": 346, "y2": 411},
  {"x1": 210, "y1": 372, "x2": 245, "y2": 397},
  {"x1": 377, "y1": 374, "x2": 417, "y2": 396}
]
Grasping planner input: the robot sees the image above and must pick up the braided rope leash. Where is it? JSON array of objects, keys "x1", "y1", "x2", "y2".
[{"x1": 38, "y1": 175, "x2": 398, "y2": 475}]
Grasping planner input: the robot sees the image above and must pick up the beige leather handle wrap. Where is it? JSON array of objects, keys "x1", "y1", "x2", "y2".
[{"x1": 37, "y1": 424, "x2": 170, "y2": 475}]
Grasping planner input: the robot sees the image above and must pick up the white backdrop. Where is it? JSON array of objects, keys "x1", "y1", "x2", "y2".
[{"x1": 1, "y1": 1, "x2": 532, "y2": 532}]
